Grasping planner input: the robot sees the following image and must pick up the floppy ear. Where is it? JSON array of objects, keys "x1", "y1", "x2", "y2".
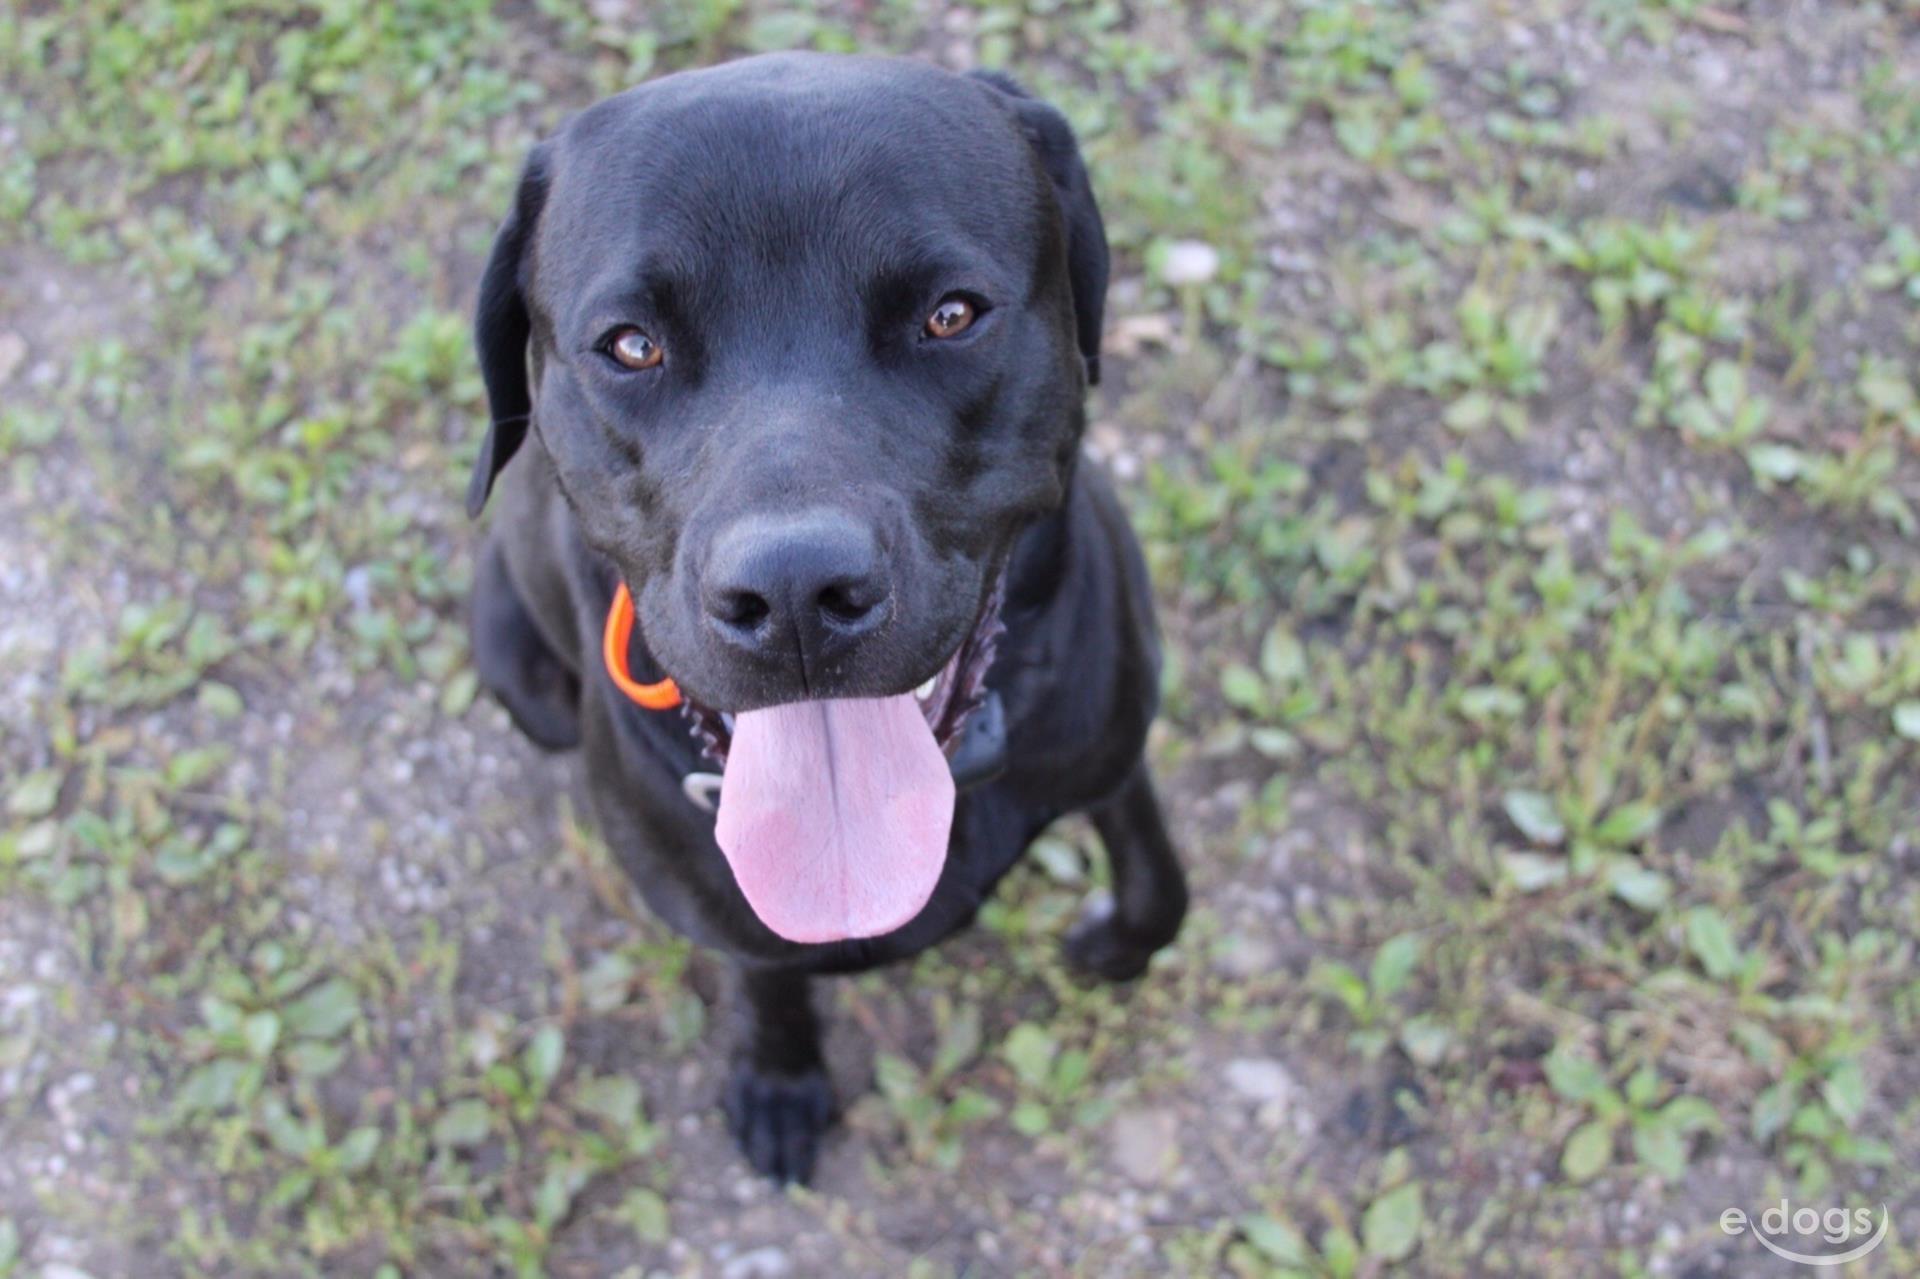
[
  {"x1": 970, "y1": 72, "x2": 1110, "y2": 386},
  {"x1": 467, "y1": 145, "x2": 551, "y2": 518}
]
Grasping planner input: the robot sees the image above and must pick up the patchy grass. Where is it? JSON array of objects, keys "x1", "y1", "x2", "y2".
[{"x1": 4, "y1": 0, "x2": 1920, "y2": 1275}]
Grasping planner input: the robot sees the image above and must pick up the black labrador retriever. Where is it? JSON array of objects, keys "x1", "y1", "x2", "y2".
[{"x1": 466, "y1": 52, "x2": 1186, "y2": 1182}]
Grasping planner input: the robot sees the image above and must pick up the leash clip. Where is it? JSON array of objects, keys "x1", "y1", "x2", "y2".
[{"x1": 681, "y1": 771, "x2": 724, "y2": 813}]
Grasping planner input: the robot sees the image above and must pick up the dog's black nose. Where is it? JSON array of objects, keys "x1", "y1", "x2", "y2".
[{"x1": 702, "y1": 511, "x2": 892, "y2": 667}]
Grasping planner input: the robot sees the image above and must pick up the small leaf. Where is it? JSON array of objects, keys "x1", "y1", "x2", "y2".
[
  {"x1": 574, "y1": 1075, "x2": 641, "y2": 1131},
  {"x1": 1632, "y1": 1118, "x2": 1686, "y2": 1182},
  {"x1": 1333, "y1": 110, "x2": 1383, "y2": 160},
  {"x1": 432, "y1": 1098, "x2": 493, "y2": 1150},
  {"x1": 1746, "y1": 443, "x2": 1805, "y2": 483},
  {"x1": 1321, "y1": 1224, "x2": 1360, "y2": 1279},
  {"x1": 1823, "y1": 1060, "x2": 1868, "y2": 1126},
  {"x1": 1368, "y1": 933, "x2": 1423, "y2": 1001},
  {"x1": 1308, "y1": 960, "x2": 1372, "y2": 1019},
  {"x1": 337, "y1": 1126, "x2": 380, "y2": 1172},
  {"x1": 166, "y1": 746, "x2": 229, "y2": 789},
  {"x1": 524, "y1": 1025, "x2": 565, "y2": 1093},
  {"x1": 1362, "y1": 1181, "x2": 1424, "y2": 1262},
  {"x1": 6, "y1": 769, "x2": 60, "y2": 819},
  {"x1": 1503, "y1": 791, "x2": 1565, "y2": 845},
  {"x1": 1220, "y1": 663, "x2": 1266, "y2": 713},
  {"x1": 1892, "y1": 701, "x2": 1920, "y2": 741},
  {"x1": 1459, "y1": 685, "x2": 1524, "y2": 722},
  {"x1": 259, "y1": 1096, "x2": 317, "y2": 1159},
  {"x1": 1752, "y1": 1079, "x2": 1797, "y2": 1144},
  {"x1": 1009, "y1": 1099, "x2": 1050, "y2": 1136},
  {"x1": 1606, "y1": 864, "x2": 1671, "y2": 912},
  {"x1": 175, "y1": 1058, "x2": 252, "y2": 1116},
  {"x1": 1240, "y1": 1213, "x2": 1309, "y2": 1265},
  {"x1": 579, "y1": 953, "x2": 637, "y2": 1013},
  {"x1": 440, "y1": 668, "x2": 480, "y2": 717},
  {"x1": 1501, "y1": 851, "x2": 1567, "y2": 892},
  {"x1": 620, "y1": 1188, "x2": 671, "y2": 1244},
  {"x1": 1684, "y1": 908, "x2": 1743, "y2": 980},
  {"x1": 1703, "y1": 359, "x2": 1744, "y2": 415},
  {"x1": 197, "y1": 682, "x2": 244, "y2": 718},
  {"x1": 1544, "y1": 1047, "x2": 1606, "y2": 1104},
  {"x1": 1594, "y1": 802, "x2": 1661, "y2": 846},
  {"x1": 242, "y1": 1011, "x2": 281, "y2": 1060},
  {"x1": 1259, "y1": 623, "x2": 1306, "y2": 685},
  {"x1": 1002, "y1": 1023, "x2": 1057, "y2": 1092},
  {"x1": 1561, "y1": 1119, "x2": 1613, "y2": 1183},
  {"x1": 281, "y1": 979, "x2": 360, "y2": 1041},
  {"x1": 534, "y1": 1161, "x2": 586, "y2": 1229},
  {"x1": 285, "y1": 1041, "x2": 345, "y2": 1078},
  {"x1": 932, "y1": 1004, "x2": 983, "y2": 1081},
  {"x1": 1444, "y1": 391, "x2": 1494, "y2": 433},
  {"x1": 1399, "y1": 1016, "x2": 1452, "y2": 1067},
  {"x1": 873, "y1": 1052, "x2": 920, "y2": 1102},
  {"x1": 1659, "y1": 1096, "x2": 1720, "y2": 1134}
]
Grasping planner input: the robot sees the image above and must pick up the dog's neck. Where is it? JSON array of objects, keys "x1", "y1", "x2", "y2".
[{"x1": 1002, "y1": 452, "x2": 1083, "y2": 616}]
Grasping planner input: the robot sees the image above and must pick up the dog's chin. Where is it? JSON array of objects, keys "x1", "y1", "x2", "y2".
[{"x1": 664, "y1": 577, "x2": 1007, "y2": 768}]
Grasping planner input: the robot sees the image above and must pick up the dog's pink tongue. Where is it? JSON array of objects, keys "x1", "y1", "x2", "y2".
[{"x1": 715, "y1": 696, "x2": 955, "y2": 944}]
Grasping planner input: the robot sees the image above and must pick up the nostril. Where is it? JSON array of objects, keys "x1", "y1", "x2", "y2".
[
  {"x1": 816, "y1": 583, "x2": 870, "y2": 623},
  {"x1": 816, "y1": 578, "x2": 888, "y2": 632},
  {"x1": 717, "y1": 589, "x2": 771, "y2": 631}
]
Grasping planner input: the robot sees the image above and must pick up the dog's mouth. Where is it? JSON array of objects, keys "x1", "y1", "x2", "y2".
[
  {"x1": 673, "y1": 575, "x2": 1006, "y2": 946},
  {"x1": 677, "y1": 575, "x2": 1006, "y2": 768}
]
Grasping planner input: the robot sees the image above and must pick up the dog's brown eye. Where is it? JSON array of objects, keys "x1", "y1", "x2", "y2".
[
  {"x1": 925, "y1": 297, "x2": 975, "y2": 339},
  {"x1": 608, "y1": 328, "x2": 663, "y2": 370}
]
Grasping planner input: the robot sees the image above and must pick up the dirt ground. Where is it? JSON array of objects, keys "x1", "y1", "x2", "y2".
[{"x1": 3, "y1": 1, "x2": 1920, "y2": 1276}]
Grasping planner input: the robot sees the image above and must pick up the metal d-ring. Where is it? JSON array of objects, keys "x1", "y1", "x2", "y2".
[{"x1": 681, "y1": 771, "x2": 724, "y2": 813}]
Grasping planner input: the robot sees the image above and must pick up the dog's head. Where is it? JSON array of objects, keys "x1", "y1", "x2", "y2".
[
  {"x1": 467, "y1": 55, "x2": 1108, "y2": 943},
  {"x1": 468, "y1": 54, "x2": 1107, "y2": 717}
]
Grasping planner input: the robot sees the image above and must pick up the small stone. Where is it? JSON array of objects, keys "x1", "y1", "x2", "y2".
[
  {"x1": 1225, "y1": 1057, "x2": 1295, "y2": 1106},
  {"x1": 0, "y1": 333, "x2": 25, "y2": 385},
  {"x1": 1111, "y1": 1107, "x2": 1179, "y2": 1185},
  {"x1": 1212, "y1": 932, "x2": 1279, "y2": 978},
  {"x1": 720, "y1": 1246, "x2": 791, "y2": 1279},
  {"x1": 1157, "y1": 240, "x2": 1220, "y2": 287}
]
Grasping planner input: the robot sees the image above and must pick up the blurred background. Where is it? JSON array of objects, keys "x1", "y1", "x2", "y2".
[{"x1": 3, "y1": 1, "x2": 1919, "y2": 1275}]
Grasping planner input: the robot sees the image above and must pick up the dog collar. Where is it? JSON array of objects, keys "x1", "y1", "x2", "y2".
[
  {"x1": 602, "y1": 582, "x2": 682, "y2": 710},
  {"x1": 603, "y1": 584, "x2": 724, "y2": 810}
]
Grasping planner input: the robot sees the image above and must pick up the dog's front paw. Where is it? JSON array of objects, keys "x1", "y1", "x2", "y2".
[
  {"x1": 1062, "y1": 896, "x2": 1178, "y2": 983},
  {"x1": 1062, "y1": 915, "x2": 1160, "y2": 982},
  {"x1": 723, "y1": 1060, "x2": 836, "y2": 1184}
]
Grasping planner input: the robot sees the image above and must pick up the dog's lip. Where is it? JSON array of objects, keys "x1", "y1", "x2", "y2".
[
  {"x1": 668, "y1": 632, "x2": 966, "y2": 717},
  {"x1": 673, "y1": 575, "x2": 1006, "y2": 767}
]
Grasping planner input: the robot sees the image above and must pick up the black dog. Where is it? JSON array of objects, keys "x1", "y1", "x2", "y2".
[{"x1": 466, "y1": 53, "x2": 1186, "y2": 1182}]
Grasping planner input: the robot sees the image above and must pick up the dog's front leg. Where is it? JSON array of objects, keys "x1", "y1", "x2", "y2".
[
  {"x1": 1064, "y1": 760, "x2": 1189, "y2": 981},
  {"x1": 722, "y1": 967, "x2": 836, "y2": 1183}
]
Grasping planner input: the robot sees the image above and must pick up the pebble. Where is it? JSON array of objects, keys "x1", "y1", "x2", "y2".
[
  {"x1": 720, "y1": 1246, "x2": 791, "y2": 1279},
  {"x1": 1111, "y1": 1107, "x2": 1179, "y2": 1185},
  {"x1": 1224, "y1": 1058, "x2": 1295, "y2": 1106},
  {"x1": 0, "y1": 332, "x2": 25, "y2": 385},
  {"x1": 1158, "y1": 240, "x2": 1219, "y2": 287},
  {"x1": 1212, "y1": 932, "x2": 1278, "y2": 978}
]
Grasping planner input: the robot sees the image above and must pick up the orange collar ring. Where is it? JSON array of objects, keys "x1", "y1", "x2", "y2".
[{"x1": 602, "y1": 582, "x2": 683, "y2": 710}]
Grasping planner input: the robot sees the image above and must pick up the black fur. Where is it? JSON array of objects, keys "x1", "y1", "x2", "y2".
[{"x1": 467, "y1": 53, "x2": 1185, "y2": 1183}]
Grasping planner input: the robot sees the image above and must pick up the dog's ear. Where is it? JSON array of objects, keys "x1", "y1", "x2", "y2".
[
  {"x1": 468, "y1": 145, "x2": 551, "y2": 518},
  {"x1": 970, "y1": 71, "x2": 1110, "y2": 386}
]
